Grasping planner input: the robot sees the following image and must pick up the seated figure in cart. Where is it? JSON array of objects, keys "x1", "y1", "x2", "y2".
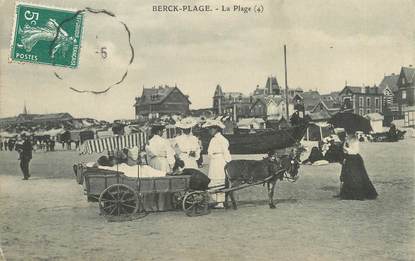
[
  {"x1": 174, "y1": 117, "x2": 201, "y2": 169},
  {"x1": 145, "y1": 124, "x2": 176, "y2": 211},
  {"x1": 203, "y1": 119, "x2": 231, "y2": 208}
]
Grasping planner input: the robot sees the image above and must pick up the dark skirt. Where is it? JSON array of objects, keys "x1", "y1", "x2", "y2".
[{"x1": 340, "y1": 154, "x2": 378, "y2": 200}]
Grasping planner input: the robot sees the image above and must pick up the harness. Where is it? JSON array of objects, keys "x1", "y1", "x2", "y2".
[{"x1": 277, "y1": 157, "x2": 300, "y2": 183}]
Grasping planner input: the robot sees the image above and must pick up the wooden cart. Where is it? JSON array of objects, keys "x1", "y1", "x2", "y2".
[{"x1": 73, "y1": 164, "x2": 210, "y2": 217}]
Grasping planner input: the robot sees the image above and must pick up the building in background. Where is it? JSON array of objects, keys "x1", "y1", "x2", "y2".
[
  {"x1": 379, "y1": 73, "x2": 399, "y2": 108},
  {"x1": 378, "y1": 73, "x2": 400, "y2": 123},
  {"x1": 307, "y1": 100, "x2": 341, "y2": 122},
  {"x1": 212, "y1": 84, "x2": 250, "y2": 116},
  {"x1": 212, "y1": 76, "x2": 299, "y2": 121},
  {"x1": 396, "y1": 66, "x2": 415, "y2": 114},
  {"x1": 292, "y1": 90, "x2": 321, "y2": 115},
  {"x1": 252, "y1": 76, "x2": 281, "y2": 96},
  {"x1": 0, "y1": 107, "x2": 74, "y2": 129},
  {"x1": 338, "y1": 85, "x2": 383, "y2": 116},
  {"x1": 134, "y1": 85, "x2": 191, "y2": 119},
  {"x1": 249, "y1": 96, "x2": 292, "y2": 120}
]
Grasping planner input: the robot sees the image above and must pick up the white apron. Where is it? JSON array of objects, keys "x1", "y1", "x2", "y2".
[
  {"x1": 207, "y1": 133, "x2": 231, "y2": 202},
  {"x1": 174, "y1": 134, "x2": 201, "y2": 169}
]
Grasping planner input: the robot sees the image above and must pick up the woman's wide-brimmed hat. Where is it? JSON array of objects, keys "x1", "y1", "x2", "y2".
[
  {"x1": 202, "y1": 119, "x2": 225, "y2": 129},
  {"x1": 175, "y1": 117, "x2": 197, "y2": 129}
]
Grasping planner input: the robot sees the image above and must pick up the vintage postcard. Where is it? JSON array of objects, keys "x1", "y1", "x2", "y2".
[{"x1": 0, "y1": 0, "x2": 414, "y2": 260}]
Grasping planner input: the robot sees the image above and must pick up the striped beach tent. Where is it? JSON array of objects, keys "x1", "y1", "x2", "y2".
[{"x1": 81, "y1": 132, "x2": 148, "y2": 154}]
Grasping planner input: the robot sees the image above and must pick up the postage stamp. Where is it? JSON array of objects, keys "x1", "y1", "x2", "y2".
[{"x1": 10, "y1": 3, "x2": 84, "y2": 68}]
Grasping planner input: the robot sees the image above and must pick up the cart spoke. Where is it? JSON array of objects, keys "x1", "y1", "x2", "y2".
[
  {"x1": 184, "y1": 196, "x2": 196, "y2": 204},
  {"x1": 108, "y1": 205, "x2": 117, "y2": 215},
  {"x1": 120, "y1": 191, "x2": 128, "y2": 201},
  {"x1": 107, "y1": 191, "x2": 116, "y2": 200},
  {"x1": 184, "y1": 202, "x2": 197, "y2": 210},
  {"x1": 103, "y1": 204, "x2": 115, "y2": 211},
  {"x1": 102, "y1": 205, "x2": 116, "y2": 215},
  {"x1": 121, "y1": 203, "x2": 137, "y2": 209},
  {"x1": 100, "y1": 199, "x2": 117, "y2": 203}
]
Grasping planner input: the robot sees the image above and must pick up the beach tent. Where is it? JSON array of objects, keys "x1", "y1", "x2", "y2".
[
  {"x1": 303, "y1": 122, "x2": 333, "y2": 141},
  {"x1": 364, "y1": 113, "x2": 384, "y2": 133},
  {"x1": 328, "y1": 112, "x2": 372, "y2": 134},
  {"x1": 80, "y1": 132, "x2": 148, "y2": 154}
]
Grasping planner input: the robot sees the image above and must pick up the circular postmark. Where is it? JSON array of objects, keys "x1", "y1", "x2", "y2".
[{"x1": 50, "y1": 7, "x2": 134, "y2": 94}]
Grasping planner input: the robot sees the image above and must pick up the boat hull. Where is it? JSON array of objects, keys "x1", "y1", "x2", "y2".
[{"x1": 195, "y1": 124, "x2": 308, "y2": 154}]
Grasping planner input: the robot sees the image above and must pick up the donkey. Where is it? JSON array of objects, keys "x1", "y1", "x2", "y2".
[{"x1": 224, "y1": 150, "x2": 301, "y2": 209}]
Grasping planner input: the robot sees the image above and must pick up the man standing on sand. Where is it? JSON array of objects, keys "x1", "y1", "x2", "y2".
[{"x1": 17, "y1": 134, "x2": 33, "y2": 180}]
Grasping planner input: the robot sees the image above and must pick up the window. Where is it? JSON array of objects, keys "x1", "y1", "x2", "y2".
[
  {"x1": 343, "y1": 98, "x2": 352, "y2": 109},
  {"x1": 375, "y1": 98, "x2": 380, "y2": 107},
  {"x1": 375, "y1": 109, "x2": 379, "y2": 113},
  {"x1": 366, "y1": 97, "x2": 370, "y2": 106},
  {"x1": 359, "y1": 97, "x2": 363, "y2": 106},
  {"x1": 402, "y1": 90, "x2": 407, "y2": 99},
  {"x1": 366, "y1": 109, "x2": 370, "y2": 114},
  {"x1": 359, "y1": 109, "x2": 364, "y2": 116}
]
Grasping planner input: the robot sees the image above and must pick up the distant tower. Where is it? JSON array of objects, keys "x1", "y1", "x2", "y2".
[
  {"x1": 23, "y1": 101, "x2": 28, "y2": 115},
  {"x1": 265, "y1": 76, "x2": 281, "y2": 95},
  {"x1": 213, "y1": 84, "x2": 224, "y2": 115}
]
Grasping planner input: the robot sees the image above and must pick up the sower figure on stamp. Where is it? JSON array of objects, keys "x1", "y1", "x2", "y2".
[
  {"x1": 17, "y1": 133, "x2": 33, "y2": 180},
  {"x1": 203, "y1": 119, "x2": 231, "y2": 208}
]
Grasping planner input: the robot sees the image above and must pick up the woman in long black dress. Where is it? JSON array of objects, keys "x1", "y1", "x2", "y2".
[{"x1": 339, "y1": 135, "x2": 378, "y2": 200}]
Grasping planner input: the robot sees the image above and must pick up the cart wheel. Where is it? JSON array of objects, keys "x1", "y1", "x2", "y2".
[
  {"x1": 172, "y1": 192, "x2": 186, "y2": 210},
  {"x1": 182, "y1": 191, "x2": 210, "y2": 217},
  {"x1": 99, "y1": 184, "x2": 139, "y2": 217}
]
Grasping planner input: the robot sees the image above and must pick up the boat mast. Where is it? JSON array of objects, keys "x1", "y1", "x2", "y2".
[{"x1": 284, "y1": 45, "x2": 289, "y2": 121}]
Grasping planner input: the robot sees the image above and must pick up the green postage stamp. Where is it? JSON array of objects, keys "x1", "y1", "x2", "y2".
[{"x1": 10, "y1": 3, "x2": 83, "y2": 68}]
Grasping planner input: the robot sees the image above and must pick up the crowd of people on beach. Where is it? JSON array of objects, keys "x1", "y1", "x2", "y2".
[
  {"x1": 2, "y1": 115, "x2": 384, "y2": 204},
  {"x1": 0, "y1": 137, "x2": 57, "y2": 152}
]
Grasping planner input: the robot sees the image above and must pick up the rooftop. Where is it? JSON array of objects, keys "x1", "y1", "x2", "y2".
[
  {"x1": 379, "y1": 73, "x2": 399, "y2": 93},
  {"x1": 135, "y1": 85, "x2": 191, "y2": 106}
]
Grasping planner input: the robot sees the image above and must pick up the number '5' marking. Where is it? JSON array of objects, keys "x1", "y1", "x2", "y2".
[
  {"x1": 101, "y1": 47, "x2": 108, "y2": 59},
  {"x1": 24, "y1": 10, "x2": 39, "y2": 21}
]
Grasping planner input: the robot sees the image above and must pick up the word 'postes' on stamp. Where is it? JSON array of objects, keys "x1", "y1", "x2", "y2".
[{"x1": 10, "y1": 4, "x2": 83, "y2": 68}]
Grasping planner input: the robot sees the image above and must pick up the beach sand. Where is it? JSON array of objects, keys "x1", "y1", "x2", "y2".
[{"x1": 0, "y1": 139, "x2": 414, "y2": 260}]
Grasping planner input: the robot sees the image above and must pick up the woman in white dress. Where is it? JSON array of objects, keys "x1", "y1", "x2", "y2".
[
  {"x1": 203, "y1": 119, "x2": 231, "y2": 208},
  {"x1": 145, "y1": 124, "x2": 176, "y2": 211},
  {"x1": 174, "y1": 117, "x2": 201, "y2": 169}
]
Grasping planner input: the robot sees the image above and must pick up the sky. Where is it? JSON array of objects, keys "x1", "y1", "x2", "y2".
[{"x1": 0, "y1": 0, "x2": 413, "y2": 121}]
